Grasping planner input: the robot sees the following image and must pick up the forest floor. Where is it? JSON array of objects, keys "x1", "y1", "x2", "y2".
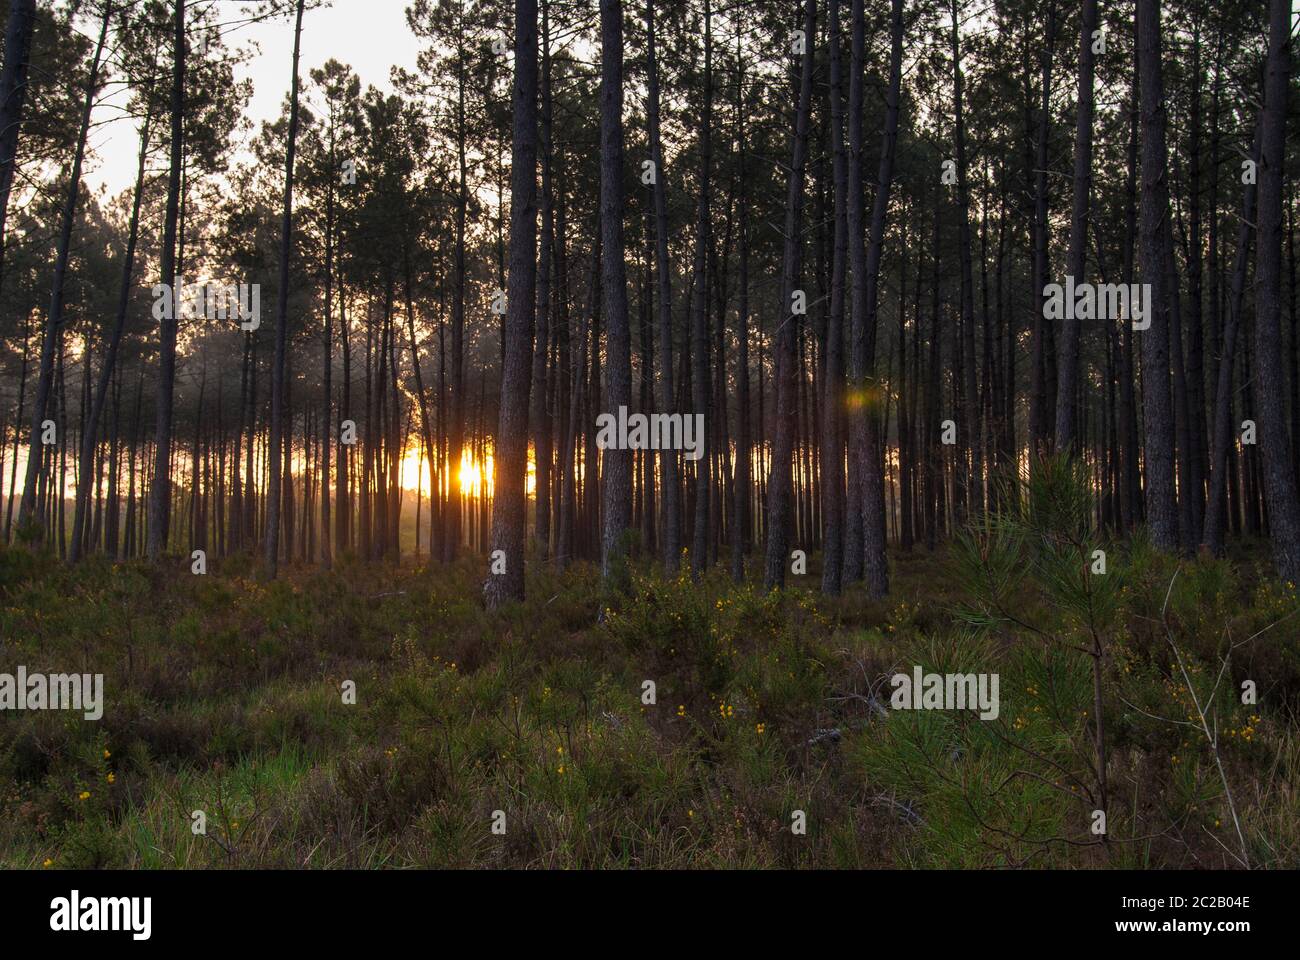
[{"x1": 1, "y1": 537, "x2": 1297, "y2": 869}]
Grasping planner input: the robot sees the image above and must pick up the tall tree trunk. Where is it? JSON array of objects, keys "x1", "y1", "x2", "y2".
[
  {"x1": 485, "y1": 0, "x2": 538, "y2": 606},
  {"x1": 597, "y1": 0, "x2": 632, "y2": 584},
  {"x1": 245, "y1": 335, "x2": 259, "y2": 545},
  {"x1": 1054, "y1": 0, "x2": 1097, "y2": 452},
  {"x1": 445, "y1": 16, "x2": 469, "y2": 563},
  {"x1": 730, "y1": 27, "x2": 752, "y2": 583},
  {"x1": 0, "y1": 0, "x2": 36, "y2": 294},
  {"x1": 1135, "y1": 0, "x2": 1179, "y2": 550},
  {"x1": 843, "y1": 0, "x2": 867, "y2": 582},
  {"x1": 403, "y1": 245, "x2": 439, "y2": 562},
  {"x1": 857, "y1": 0, "x2": 902, "y2": 597},
  {"x1": 146, "y1": 0, "x2": 187, "y2": 561},
  {"x1": 263, "y1": 0, "x2": 306, "y2": 575},
  {"x1": 924, "y1": 207, "x2": 942, "y2": 550},
  {"x1": 951, "y1": 0, "x2": 979, "y2": 523},
  {"x1": 1252, "y1": 0, "x2": 1300, "y2": 582},
  {"x1": 687, "y1": 0, "x2": 713, "y2": 577},
  {"x1": 321, "y1": 116, "x2": 336, "y2": 570},
  {"x1": 337, "y1": 280, "x2": 350, "y2": 553},
  {"x1": 1185, "y1": 28, "x2": 1208, "y2": 534},
  {"x1": 899, "y1": 199, "x2": 915, "y2": 547},
  {"x1": 1028, "y1": 2, "x2": 1059, "y2": 456},
  {"x1": 763, "y1": 0, "x2": 815, "y2": 591},
  {"x1": 1118, "y1": 84, "x2": 1142, "y2": 529},
  {"x1": 18, "y1": 6, "x2": 110, "y2": 537},
  {"x1": 558, "y1": 220, "x2": 598, "y2": 569},
  {"x1": 820, "y1": 0, "x2": 847, "y2": 595},
  {"x1": 70, "y1": 108, "x2": 153, "y2": 562},
  {"x1": 530, "y1": 0, "x2": 554, "y2": 559},
  {"x1": 646, "y1": 0, "x2": 680, "y2": 572},
  {"x1": 4, "y1": 312, "x2": 29, "y2": 542}
]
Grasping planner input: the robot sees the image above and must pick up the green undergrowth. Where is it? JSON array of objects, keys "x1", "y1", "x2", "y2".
[{"x1": 0, "y1": 533, "x2": 1295, "y2": 869}]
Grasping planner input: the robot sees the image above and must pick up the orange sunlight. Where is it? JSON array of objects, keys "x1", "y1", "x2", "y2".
[{"x1": 397, "y1": 446, "x2": 535, "y2": 498}]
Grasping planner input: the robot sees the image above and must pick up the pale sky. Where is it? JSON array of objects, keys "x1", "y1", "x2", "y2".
[{"x1": 88, "y1": 0, "x2": 426, "y2": 197}]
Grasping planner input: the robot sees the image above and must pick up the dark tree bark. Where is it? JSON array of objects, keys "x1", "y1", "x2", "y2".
[
  {"x1": 264, "y1": 0, "x2": 306, "y2": 576},
  {"x1": 70, "y1": 107, "x2": 153, "y2": 562},
  {"x1": 1054, "y1": 0, "x2": 1097, "y2": 452},
  {"x1": 558, "y1": 219, "x2": 598, "y2": 569},
  {"x1": 687, "y1": 0, "x2": 713, "y2": 578},
  {"x1": 1118, "y1": 84, "x2": 1142, "y2": 529},
  {"x1": 4, "y1": 311, "x2": 29, "y2": 542},
  {"x1": 856, "y1": 0, "x2": 902, "y2": 598},
  {"x1": 1135, "y1": 0, "x2": 1179, "y2": 550},
  {"x1": 445, "y1": 14, "x2": 470, "y2": 563},
  {"x1": 763, "y1": 0, "x2": 814, "y2": 591},
  {"x1": 1252, "y1": 0, "x2": 1300, "y2": 582},
  {"x1": 146, "y1": 0, "x2": 187, "y2": 561},
  {"x1": 321, "y1": 104, "x2": 337, "y2": 570},
  {"x1": 337, "y1": 279, "x2": 350, "y2": 553},
  {"x1": 1184, "y1": 28, "x2": 1208, "y2": 533},
  {"x1": 730, "y1": 24, "x2": 751, "y2": 583},
  {"x1": 530, "y1": 0, "x2": 554, "y2": 559},
  {"x1": 486, "y1": 0, "x2": 538, "y2": 606},
  {"x1": 645, "y1": 0, "x2": 680, "y2": 573},
  {"x1": 950, "y1": 0, "x2": 979, "y2": 524},
  {"x1": 924, "y1": 206, "x2": 942, "y2": 551},
  {"x1": 403, "y1": 246, "x2": 438, "y2": 562},
  {"x1": 843, "y1": 0, "x2": 866, "y2": 582},
  {"x1": 18, "y1": 5, "x2": 110, "y2": 536},
  {"x1": 1028, "y1": 2, "x2": 1058, "y2": 456},
  {"x1": 898, "y1": 197, "x2": 915, "y2": 547},
  {"x1": 0, "y1": 0, "x2": 36, "y2": 293},
  {"x1": 597, "y1": 0, "x2": 632, "y2": 583},
  {"x1": 1167, "y1": 214, "x2": 1196, "y2": 550},
  {"x1": 820, "y1": 0, "x2": 847, "y2": 595}
]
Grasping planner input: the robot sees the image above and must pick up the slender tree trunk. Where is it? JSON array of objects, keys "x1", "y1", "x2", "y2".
[
  {"x1": 530, "y1": 0, "x2": 554, "y2": 558},
  {"x1": 486, "y1": 0, "x2": 538, "y2": 606},
  {"x1": 899, "y1": 201, "x2": 915, "y2": 547},
  {"x1": 263, "y1": 0, "x2": 306, "y2": 575},
  {"x1": 337, "y1": 280, "x2": 350, "y2": 553},
  {"x1": 843, "y1": 0, "x2": 866, "y2": 582},
  {"x1": 403, "y1": 245, "x2": 439, "y2": 562},
  {"x1": 445, "y1": 19, "x2": 469, "y2": 564},
  {"x1": 763, "y1": 0, "x2": 815, "y2": 591},
  {"x1": 686, "y1": 0, "x2": 714, "y2": 576},
  {"x1": 1185, "y1": 28, "x2": 1208, "y2": 534},
  {"x1": 951, "y1": 0, "x2": 980, "y2": 524},
  {"x1": 646, "y1": 0, "x2": 680, "y2": 573},
  {"x1": 147, "y1": 0, "x2": 187, "y2": 561},
  {"x1": 321, "y1": 119, "x2": 336, "y2": 570},
  {"x1": 558, "y1": 221, "x2": 598, "y2": 569},
  {"x1": 857, "y1": 0, "x2": 902, "y2": 597},
  {"x1": 1252, "y1": 0, "x2": 1300, "y2": 581},
  {"x1": 924, "y1": 208, "x2": 942, "y2": 550},
  {"x1": 597, "y1": 0, "x2": 632, "y2": 584},
  {"x1": 1028, "y1": 3, "x2": 1059, "y2": 456},
  {"x1": 18, "y1": 6, "x2": 110, "y2": 538},
  {"x1": 70, "y1": 108, "x2": 153, "y2": 562},
  {"x1": 1135, "y1": 0, "x2": 1179, "y2": 550},
  {"x1": 820, "y1": 0, "x2": 847, "y2": 595},
  {"x1": 0, "y1": 0, "x2": 36, "y2": 294},
  {"x1": 730, "y1": 26, "x2": 752, "y2": 583},
  {"x1": 1054, "y1": 0, "x2": 1097, "y2": 452},
  {"x1": 4, "y1": 312, "x2": 29, "y2": 542},
  {"x1": 1119, "y1": 85, "x2": 1142, "y2": 529}
]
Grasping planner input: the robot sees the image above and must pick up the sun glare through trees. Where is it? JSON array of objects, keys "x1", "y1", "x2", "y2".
[{"x1": 0, "y1": 0, "x2": 1296, "y2": 935}]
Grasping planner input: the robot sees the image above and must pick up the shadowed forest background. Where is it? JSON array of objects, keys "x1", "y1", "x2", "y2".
[{"x1": 0, "y1": 0, "x2": 1298, "y2": 869}]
